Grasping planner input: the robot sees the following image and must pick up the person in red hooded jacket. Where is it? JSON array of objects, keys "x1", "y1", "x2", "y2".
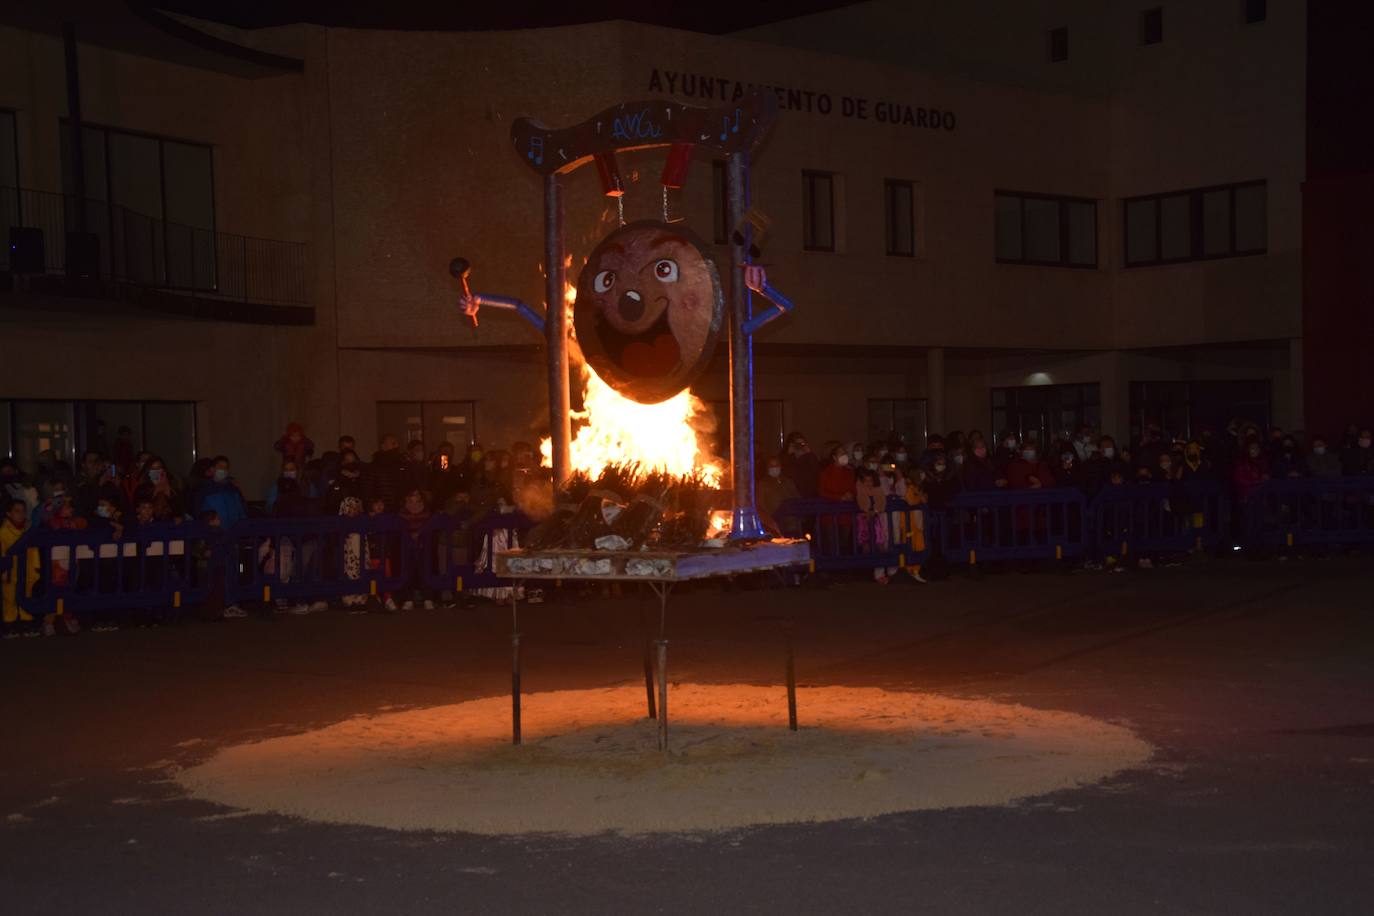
[
  {"x1": 1232, "y1": 438, "x2": 1269, "y2": 505},
  {"x1": 1004, "y1": 442, "x2": 1056, "y2": 491},
  {"x1": 274, "y1": 422, "x2": 315, "y2": 469}
]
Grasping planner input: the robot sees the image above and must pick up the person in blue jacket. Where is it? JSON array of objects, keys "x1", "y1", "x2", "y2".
[{"x1": 193, "y1": 455, "x2": 247, "y2": 529}]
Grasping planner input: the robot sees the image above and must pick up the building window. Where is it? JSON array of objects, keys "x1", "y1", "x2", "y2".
[
  {"x1": 60, "y1": 121, "x2": 216, "y2": 289},
  {"x1": 802, "y1": 170, "x2": 835, "y2": 252},
  {"x1": 376, "y1": 401, "x2": 476, "y2": 454},
  {"x1": 1141, "y1": 7, "x2": 1163, "y2": 45},
  {"x1": 711, "y1": 160, "x2": 729, "y2": 245},
  {"x1": 990, "y1": 384, "x2": 1100, "y2": 445},
  {"x1": 1244, "y1": 0, "x2": 1266, "y2": 24},
  {"x1": 707, "y1": 399, "x2": 785, "y2": 466},
  {"x1": 1128, "y1": 380, "x2": 1270, "y2": 443},
  {"x1": 994, "y1": 191, "x2": 1097, "y2": 268},
  {"x1": 867, "y1": 398, "x2": 928, "y2": 450},
  {"x1": 1122, "y1": 180, "x2": 1266, "y2": 267},
  {"x1": 1, "y1": 399, "x2": 196, "y2": 479},
  {"x1": 884, "y1": 179, "x2": 916, "y2": 257},
  {"x1": 1048, "y1": 27, "x2": 1069, "y2": 62},
  {"x1": 0, "y1": 109, "x2": 18, "y2": 269}
]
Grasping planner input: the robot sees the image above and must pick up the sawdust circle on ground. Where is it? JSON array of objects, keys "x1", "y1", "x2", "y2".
[{"x1": 177, "y1": 685, "x2": 1150, "y2": 835}]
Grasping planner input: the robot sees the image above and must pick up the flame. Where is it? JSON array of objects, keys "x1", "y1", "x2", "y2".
[
  {"x1": 541, "y1": 370, "x2": 723, "y2": 486},
  {"x1": 541, "y1": 281, "x2": 722, "y2": 486}
]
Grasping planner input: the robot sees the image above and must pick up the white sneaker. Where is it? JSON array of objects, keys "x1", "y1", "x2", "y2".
[
  {"x1": 910, "y1": 572, "x2": 928, "y2": 584},
  {"x1": 384, "y1": 597, "x2": 399, "y2": 612},
  {"x1": 223, "y1": 605, "x2": 248, "y2": 618},
  {"x1": 423, "y1": 600, "x2": 435, "y2": 610},
  {"x1": 289, "y1": 604, "x2": 311, "y2": 615},
  {"x1": 402, "y1": 600, "x2": 415, "y2": 610},
  {"x1": 309, "y1": 601, "x2": 329, "y2": 612},
  {"x1": 1138, "y1": 558, "x2": 1154, "y2": 569}
]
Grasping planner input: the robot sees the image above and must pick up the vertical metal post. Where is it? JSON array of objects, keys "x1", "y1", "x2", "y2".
[
  {"x1": 543, "y1": 173, "x2": 572, "y2": 492},
  {"x1": 785, "y1": 618, "x2": 798, "y2": 732},
  {"x1": 655, "y1": 638, "x2": 669, "y2": 751},
  {"x1": 640, "y1": 604, "x2": 657, "y2": 719},
  {"x1": 726, "y1": 152, "x2": 767, "y2": 540},
  {"x1": 510, "y1": 590, "x2": 522, "y2": 745},
  {"x1": 62, "y1": 23, "x2": 87, "y2": 235}
]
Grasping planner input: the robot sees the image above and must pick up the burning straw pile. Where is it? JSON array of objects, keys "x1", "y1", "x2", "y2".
[{"x1": 525, "y1": 463, "x2": 725, "y2": 552}]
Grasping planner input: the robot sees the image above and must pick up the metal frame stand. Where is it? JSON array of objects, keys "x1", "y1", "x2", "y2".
[
  {"x1": 647, "y1": 581, "x2": 673, "y2": 751},
  {"x1": 510, "y1": 585, "x2": 522, "y2": 745}
]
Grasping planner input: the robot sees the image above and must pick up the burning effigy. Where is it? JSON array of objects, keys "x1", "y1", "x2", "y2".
[{"x1": 452, "y1": 91, "x2": 809, "y2": 750}]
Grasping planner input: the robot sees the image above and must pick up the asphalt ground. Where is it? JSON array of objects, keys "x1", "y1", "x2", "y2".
[{"x1": 2, "y1": 555, "x2": 1373, "y2": 914}]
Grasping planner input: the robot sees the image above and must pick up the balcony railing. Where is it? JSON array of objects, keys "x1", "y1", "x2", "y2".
[{"x1": 1, "y1": 185, "x2": 307, "y2": 307}]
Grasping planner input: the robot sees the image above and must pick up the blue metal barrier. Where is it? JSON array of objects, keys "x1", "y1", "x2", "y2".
[
  {"x1": 223, "y1": 515, "x2": 412, "y2": 604},
  {"x1": 936, "y1": 488, "x2": 1088, "y2": 564},
  {"x1": 11, "y1": 522, "x2": 218, "y2": 617},
  {"x1": 774, "y1": 497, "x2": 929, "y2": 572},
  {"x1": 1089, "y1": 480, "x2": 1228, "y2": 559},
  {"x1": 1243, "y1": 477, "x2": 1374, "y2": 549},
  {"x1": 419, "y1": 509, "x2": 533, "y2": 592}
]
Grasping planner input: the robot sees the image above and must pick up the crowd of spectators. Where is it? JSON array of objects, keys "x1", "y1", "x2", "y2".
[
  {"x1": 1, "y1": 422, "x2": 548, "y2": 635},
  {"x1": 756, "y1": 421, "x2": 1374, "y2": 580},
  {"x1": 2, "y1": 416, "x2": 1372, "y2": 634}
]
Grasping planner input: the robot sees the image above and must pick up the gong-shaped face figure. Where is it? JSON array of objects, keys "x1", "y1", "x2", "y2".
[{"x1": 573, "y1": 221, "x2": 724, "y2": 404}]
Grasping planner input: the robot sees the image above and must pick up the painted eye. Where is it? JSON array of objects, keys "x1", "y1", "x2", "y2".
[
  {"x1": 653, "y1": 259, "x2": 679, "y2": 282},
  {"x1": 593, "y1": 269, "x2": 616, "y2": 293}
]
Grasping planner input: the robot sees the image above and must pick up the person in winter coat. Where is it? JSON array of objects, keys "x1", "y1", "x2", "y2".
[
  {"x1": 855, "y1": 466, "x2": 897, "y2": 583},
  {"x1": 922, "y1": 453, "x2": 963, "y2": 509},
  {"x1": 274, "y1": 421, "x2": 315, "y2": 469},
  {"x1": 1055, "y1": 446, "x2": 1091, "y2": 497},
  {"x1": 134, "y1": 457, "x2": 184, "y2": 521},
  {"x1": 1341, "y1": 428, "x2": 1374, "y2": 476},
  {"x1": 193, "y1": 456, "x2": 248, "y2": 529},
  {"x1": 818, "y1": 445, "x2": 856, "y2": 503},
  {"x1": 1, "y1": 498, "x2": 39, "y2": 637},
  {"x1": 1, "y1": 459, "x2": 39, "y2": 516},
  {"x1": 758, "y1": 455, "x2": 801, "y2": 535},
  {"x1": 1004, "y1": 443, "x2": 1056, "y2": 491},
  {"x1": 1307, "y1": 435, "x2": 1343, "y2": 479},
  {"x1": 1232, "y1": 440, "x2": 1270, "y2": 504},
  {"x1": 322, "y1": 450, "x2": 369, "y2": 515},
  {"x1": 367, "y1": 436, "x2": 409, "y2": 511},
  {"x1": 1085, "y1": 436, "x2": 1130, "y2": 497},
  {"x1": 961, "y1": 441, "x2": 1005, "y2": 491},
  {"x1": 1269, "y1": 436, "x2": 1307, "y2": 478}
]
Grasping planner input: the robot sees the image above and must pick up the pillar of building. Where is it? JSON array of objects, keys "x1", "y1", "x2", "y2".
[{"x1": 926, "y1": 347, "x2": 946, "y2": 437}]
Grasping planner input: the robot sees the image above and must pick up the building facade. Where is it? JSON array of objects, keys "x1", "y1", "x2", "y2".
[{"x1": 1, "y1": 1, "x2": 1329, "y2": 497}]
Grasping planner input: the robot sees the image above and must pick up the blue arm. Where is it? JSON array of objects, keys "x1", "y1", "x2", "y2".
[
  {"x1": 470, "y1": 293, "x2": 546, "y2": 335},
  {"x1": 742, "y1": 282, "x2": 796, "y2": 335}
]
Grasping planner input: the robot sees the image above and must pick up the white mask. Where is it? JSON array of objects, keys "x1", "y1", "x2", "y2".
[
  {"x1": 767, "y1": 466, "x2": 782, "y2": 478},
  {"x1": 836, "y1": 454, "x2": 850, "y2": 466},
  {"x1": 1313, "y1": 446, "x2": 1326, "y2": 455},
  {"x1": 1102, "y1": 447, "x2": 1115, "y2": 458},
  {"x1": 953, "y1": 454, "x2": 964, "y2": 465}
]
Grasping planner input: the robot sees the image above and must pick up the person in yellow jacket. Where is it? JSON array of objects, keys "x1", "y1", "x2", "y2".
[
  {"x1": 901, "y1": 470, "x2": 929, "y2": 583},
  {"x1": 2, "y1": 498, "x2": 39, "y2": 637}
]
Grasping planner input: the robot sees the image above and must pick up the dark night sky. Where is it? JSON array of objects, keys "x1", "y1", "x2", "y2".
[{"x1": 146, "y1": 0, "x2": 863, "y2": 34}]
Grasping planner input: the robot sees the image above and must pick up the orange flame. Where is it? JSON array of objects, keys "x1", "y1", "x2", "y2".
[
  {"x1": 541, "y1": 369, "x2": 723, "y2": 486},
  {"x1": 542, "y1": 284, "x2": 722, "y2": 485}
]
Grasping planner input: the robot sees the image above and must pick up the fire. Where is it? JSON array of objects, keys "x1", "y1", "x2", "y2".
[{"x1": 541, "y1": 369, "x2": 724, "y2": 486}]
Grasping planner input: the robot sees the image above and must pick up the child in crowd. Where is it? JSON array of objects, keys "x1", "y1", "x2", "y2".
[
  {"x1": 364, "y1": 496, "x2": 396, "y2": 612},
  {"x1": 41, "y1": 497, "x2": 84, "y2": 635},
  {"x1": 398, "y1": 488, "x2": 435, "y2": 610},
  {"x1": 2, "y1": 498, "x2": 39, "y2": 638},
  {"x1": 855, "y1": 465, "x2": 895, "y2": 584},
  {"x1": 339, "y1": 496, "x2": 367, "y2": 611}
]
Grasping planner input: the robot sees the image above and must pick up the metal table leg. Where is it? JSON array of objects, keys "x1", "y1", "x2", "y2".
[{"x1": 510, "y1": 585, "x2": 521, "y2": 745}]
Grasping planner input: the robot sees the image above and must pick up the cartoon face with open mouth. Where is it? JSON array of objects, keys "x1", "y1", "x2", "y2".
[{"x1": 573, "y1": 221, "x2": 724, "y2": 404}]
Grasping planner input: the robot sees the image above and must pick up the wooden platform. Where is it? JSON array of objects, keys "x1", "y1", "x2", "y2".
[{"x1": 495, "y1": 538, "x2": 810, "y2": 582}]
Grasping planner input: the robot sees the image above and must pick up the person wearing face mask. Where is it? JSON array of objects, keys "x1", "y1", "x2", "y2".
[
  {"x1": 323, "y1": 449, "x2": 369, "y2": 514},
  {"x1": 1085, "y1": 436, "x2": 1129, "y2": 498},
  {"x1": 993, "y1": 431, "x2": 1020, "y2": 474},
  {"x1": 1072, "y1": 425, "x2": 1098, "y2": 463},
  {"x1": 1307, "y1": 435, "x2": 1342, "y2": 479},
  {"x1": 1150, "y1": 451, "x2": 1181, "y2": 483},
  {"x1": 1341, "y1": 428, "x2": 1374, "y2": 476},
  {"x1": 2, "y1": 498, "x2": 41, "y2": 637},
  {"x1": 193, "y1": 456, "x2": 247, "y2": 529},
  {"x1": 1004, "y1": 441, "x2": 1056, "y2": 491},
  {"x1": 1232, "y1": 438, "x2": 1270, "y2": 504},
  {"x1": 1268, "y1": 436, "x2": 1307, "y2": 479},
  {"x1": 758, "y1": 456, "x2": 800, "y2": 535},
  {"x1": 274, "y1": 421, "x2": 315, "y2": 469},
  {"x1": 1056, "y1": 448, "x2": 1089, "y2": 496},
  {"x1": 781, "y1": 432, "x2": 820, "y2": 498},
  {"x1": 819, "y1": 445, "x2": 857, "y2": 503},
  {"x1": 134, "y1": 457, "x2": 184, "y2": 521},
  {"x1": 923, "y1": 451, "x2": 963, "y2": 509}
]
